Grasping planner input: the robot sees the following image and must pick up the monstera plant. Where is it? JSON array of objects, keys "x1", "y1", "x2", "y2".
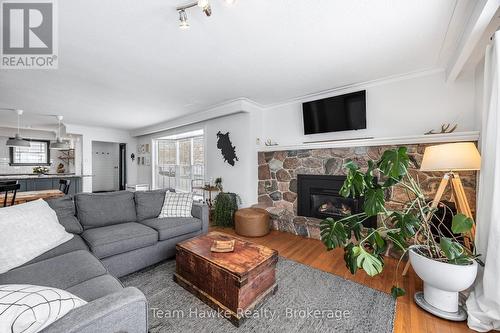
[{"x1": 320, "y1": 147, "x2": 480, "y2": 298}]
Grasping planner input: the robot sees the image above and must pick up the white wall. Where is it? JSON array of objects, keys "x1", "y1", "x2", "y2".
[
  {"x1": 261, "y1": 70, "x2": 477, "y2": 145},
  {"x1": 136, "y1": 111, "x2": 259, "y2": 207},
  {"x1": 65, "y1": 124, "x2": 137, "y2": 192}
]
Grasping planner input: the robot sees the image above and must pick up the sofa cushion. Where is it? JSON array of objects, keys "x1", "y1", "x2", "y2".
[
  {"x1": 67, "y1": 274, "x2": 123, "y2": 302},
  {"x1": 75, "y1": 191, "x2": 137, "y2": 229},
  {"x1": 141, "y1": 217, "x2": 202, "y2": 241},
  {"x1": 82, "y1": 222, "x2": 158, "y2": 259},
  {"x1": 24, "y1": 235, "x2": 89, "y2": 266},
  {"x1": 134, "y1": 189, "x2": 167, "y2": 221},
  {"x1": 45, "y1": 195, "x2": 83, "y2": 234},
  {"x1": 0, "y1": 250, "x2": 107, "y2": 290}
]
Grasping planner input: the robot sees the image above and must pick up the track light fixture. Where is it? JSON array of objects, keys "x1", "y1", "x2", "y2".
[{"x1": 176, "y1": 0, "x2": 235, "y2": 29}]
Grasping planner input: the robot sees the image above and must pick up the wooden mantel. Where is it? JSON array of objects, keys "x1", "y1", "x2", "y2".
[{"x1": 257, "y1": 131, "x2": 480, "y2": 152}]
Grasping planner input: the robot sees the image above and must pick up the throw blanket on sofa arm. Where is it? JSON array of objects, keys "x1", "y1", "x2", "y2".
[{"x1": 0, "y1": 199, "x2": 73, "y2": 274}]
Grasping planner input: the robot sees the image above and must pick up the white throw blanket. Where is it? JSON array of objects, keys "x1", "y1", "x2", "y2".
[{"x1": 0, "y1": 199, "x2": 73, "y2": 274}]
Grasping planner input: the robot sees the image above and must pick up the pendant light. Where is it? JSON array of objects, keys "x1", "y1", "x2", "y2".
[
  {"x1": 6, "y1": 109, "x2": 30, "y2": 147},
  {"x1": 50, "y1": 115, "x2": 70, "y2": 150}
]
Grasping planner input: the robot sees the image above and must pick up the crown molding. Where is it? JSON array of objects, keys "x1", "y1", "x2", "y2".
[
  {"x1": 132, "y1": 68, "x2": 451, "y2": 137},
  {"x1": 261, "y1": 68, "x2": 445, "y2": 109},
  {"x1": 131, "y1": 98, "x2": 262, "y2": 137}
]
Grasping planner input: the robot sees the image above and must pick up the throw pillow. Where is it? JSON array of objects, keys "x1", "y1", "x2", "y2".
[
  {"x1": 134, "y1": 188, "x2": 168, "y2": 221},
  {"x1": 159, "y1": 192, "x2": 193, "y2": 218},
  {"x1": 45, "y1": 196, "x2": 83, "y2": 234},
  {"x1": 0, "y1": 284, "x2": 87, "y2": 333},
  {"x1": 0, "y1": 199, "x2": 73, "y2": 274}
]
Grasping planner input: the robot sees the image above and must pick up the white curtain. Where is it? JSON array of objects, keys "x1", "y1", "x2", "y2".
[{"x1": 466, "y1": 32, "x2": 500, "y2": 332}]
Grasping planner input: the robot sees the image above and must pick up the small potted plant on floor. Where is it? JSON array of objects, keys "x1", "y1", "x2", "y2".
[
  {"x1": 213, "y1": 192, "x2": 241, "y2": 227},
  {"x1": 320, "y1": 147, "x2": 481, "y2": 319}
]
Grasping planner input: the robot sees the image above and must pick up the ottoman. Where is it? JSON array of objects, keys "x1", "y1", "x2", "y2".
[{"x1": 234, "y1": 208, "x2": 270, "y2": 237}]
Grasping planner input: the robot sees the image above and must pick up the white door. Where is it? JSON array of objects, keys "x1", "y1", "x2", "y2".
[{"x1": 92, "y1": 141, "x2": 120, "y2": 192}]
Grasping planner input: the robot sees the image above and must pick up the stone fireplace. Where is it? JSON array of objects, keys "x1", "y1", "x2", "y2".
[{"x1": 256, "y1": 144, "x2": 477, "y2": 240}]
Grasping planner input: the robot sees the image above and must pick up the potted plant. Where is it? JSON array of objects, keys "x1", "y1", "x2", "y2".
[
  {"x1": 320, "y1": 147, "x2": 481, "y2": 318},
  {"x1": 213, "y1": 192, "x2": 241, "y2": 227},
  {"x1": 33, "y1": 166, "x2": 49, "y2": 176}
]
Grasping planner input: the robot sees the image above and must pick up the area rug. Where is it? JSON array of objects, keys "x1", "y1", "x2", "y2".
[{"x1": 120, "y1": 258, "x2": 395, "y2": 333}]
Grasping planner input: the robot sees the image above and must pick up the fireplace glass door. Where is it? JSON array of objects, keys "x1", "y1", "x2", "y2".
[{"x1": 310, "y1": 192, "x2": 357, "y2": 219}]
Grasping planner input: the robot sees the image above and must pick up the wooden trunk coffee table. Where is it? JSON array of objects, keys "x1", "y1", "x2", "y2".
[{"x1": 173, "y1": 231, "x2": 278, "y2": 326}]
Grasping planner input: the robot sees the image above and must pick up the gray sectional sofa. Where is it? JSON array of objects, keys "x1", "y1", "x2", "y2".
[{"x1": 0, "y1": 189, "x2": 209, "y2": 333}]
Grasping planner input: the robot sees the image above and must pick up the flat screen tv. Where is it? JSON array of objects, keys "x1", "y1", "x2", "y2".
[{"x1": 302, "y1": 90, "x2": 366, "y2": 135}]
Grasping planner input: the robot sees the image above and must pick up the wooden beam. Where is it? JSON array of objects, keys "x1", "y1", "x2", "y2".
[{"x1": 446, "y1": 0, "x2": 499, "y2": 82}]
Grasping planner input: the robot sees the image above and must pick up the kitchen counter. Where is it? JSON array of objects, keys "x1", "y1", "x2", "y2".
[
  {"x1": 0, "y1": 174, "x2": 81, "y2": 180},
  {"x1": 0, "y1": 174, "x2": 93, "y2": 180},
  {"x1": 0, "y1": 174, "x2": 86, "y2": 194}
]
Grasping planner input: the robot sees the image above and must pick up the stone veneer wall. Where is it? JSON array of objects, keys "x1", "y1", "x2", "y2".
[{"x1": 256, "y1": 144, "x2": 477, "y2": 240}]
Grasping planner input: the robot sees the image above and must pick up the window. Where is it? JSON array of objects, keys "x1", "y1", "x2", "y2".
[
  {"x1": 9, "y1": 140, "x2": 50, "y2": 166},
  {"x1": 153, "y1": 129, "x2": 204, "y2": 194}
]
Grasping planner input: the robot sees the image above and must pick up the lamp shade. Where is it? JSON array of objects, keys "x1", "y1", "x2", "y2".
[
  {"x1": 50, "y1": 138, "x2": 70, "y2": 150},
  {"x1": 420, "y1": 142, "x2": 481, "y2": 172},
  {"x1": 6, "y1": 134, "x2": 30, "y2": 147}
]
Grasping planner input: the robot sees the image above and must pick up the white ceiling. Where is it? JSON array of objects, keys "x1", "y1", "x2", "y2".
[{"x1": 0, "y1": 0, "x2": 475, "y2": 130}]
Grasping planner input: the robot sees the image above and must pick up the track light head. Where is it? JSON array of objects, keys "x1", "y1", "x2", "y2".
[
  {"x1": 179, "y1": 9, "x2": 190, "y2": 29},
  {"x1": 197, "y1": 0, "x2": 209, "y2": 8},
  {"x1": 197, "y1": 0, "x2": 211, "y2": 16},
  {"x1": 202, "y1": 4, "x2": 211, "y2": 16}
]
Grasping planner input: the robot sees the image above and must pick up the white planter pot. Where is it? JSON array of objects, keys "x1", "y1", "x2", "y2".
[{"x1": 409, "y1": 246, "x2": 478, "y2": 319}]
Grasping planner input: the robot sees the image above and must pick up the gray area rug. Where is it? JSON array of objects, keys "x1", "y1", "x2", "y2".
[{"x1": 121, "y1": 258, "x2": 395, "y2": 333}]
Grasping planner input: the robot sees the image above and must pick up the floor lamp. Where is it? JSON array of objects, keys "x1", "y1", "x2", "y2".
[{"x1": 402, "y1": 142, "x2": 481, "y2": 276}]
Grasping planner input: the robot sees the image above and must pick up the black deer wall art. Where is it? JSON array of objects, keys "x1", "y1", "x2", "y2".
[{"x1": 216, "y1": 131, "x2": 238, "y2": 166}]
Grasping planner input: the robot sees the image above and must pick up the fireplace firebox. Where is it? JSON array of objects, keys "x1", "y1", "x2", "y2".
[{"x1": 297, "y1": 174, "x2": 376, "y2": 228}]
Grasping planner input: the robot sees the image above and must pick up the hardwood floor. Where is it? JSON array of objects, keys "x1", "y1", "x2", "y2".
[{"x1": 210, "y1": 227, "x2": 475, "y2": 333}]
